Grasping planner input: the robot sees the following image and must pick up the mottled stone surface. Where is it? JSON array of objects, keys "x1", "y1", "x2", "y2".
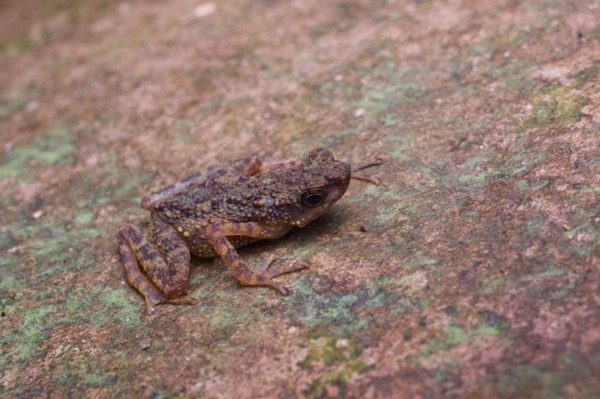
[{"x1": 0, "y1": 0, "x2": 598, "y2": 398}]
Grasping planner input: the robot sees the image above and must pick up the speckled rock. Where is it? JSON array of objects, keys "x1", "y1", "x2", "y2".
[{"x1": 0, "y1": 0, "x2": 598, "y2": 398}]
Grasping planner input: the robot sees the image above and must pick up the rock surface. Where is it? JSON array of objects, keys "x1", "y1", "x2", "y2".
[{"x1": 0, "y1": 0, "x2": 599, "y2": 398}]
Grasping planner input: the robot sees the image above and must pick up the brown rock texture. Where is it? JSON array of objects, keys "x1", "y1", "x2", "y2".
[{"x1": 0, "y1": 0, "x2": 598, "y2": 398}]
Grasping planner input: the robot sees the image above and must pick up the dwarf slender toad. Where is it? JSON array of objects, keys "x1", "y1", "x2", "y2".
[{"x1": 117, "y1": 148, "x2": 381, "y2": 314}]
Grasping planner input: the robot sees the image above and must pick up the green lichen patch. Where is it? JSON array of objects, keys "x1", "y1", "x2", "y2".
[
  {"x1": 443, "y1": 325, "x2": 469, "y2": 345},
  {"x1": 81, "y1": 373, "x2": 110, "y2": 387},
  {"x1": 306, "y1": 359, "x2": 372, "y2": 397},
  {"x1": 89, "y1": 166, "x2": 150, "y2": 208},
  {"x1": 0, "y1": 272, "x2": 23, "y2": 291},
  {"x1": 477, "y1": 310, "x2": 509, "y2": 335},
  {"x1": 73, "y1": 210, "x2": 96, "y2": 225},
  {"x1": 189, "y1": 272, "x2": 274, "y2": 336},
  {"x1": 0, "y1": 251, "x2": 22, "y2": 283},
  {"x1": 349, "y1": 58, "x2": 429, "y2": 122},
  {"x1": 524, "y1": 84, "x2": 587, "y2": 128},
  {"x1": 572, "y1": 63, "x2": 600, "y2": 87},
  {"x1": 301, "y1": 337, "x2": 372, "y2": 397},
  {"x1": 302, "y1": 336, "x2": 362, "y2": 367},
  {"x1": 517, "y1": 178, "x2": 554, "y2": 191},
  {"x1": 482, "y1": 278, "x2": 506, "y2": 295},
  {"x1": 1, "y1": 209, "x2": 104, "y2": 288},
  {"x1": 48, "y1": 368, "x2": 118, "y2": 396},
  {"x1": 207, "y1": 299, "x2": 258, "y2": 330},
  {"x1": 524, "y1": 267, "x2": 566, "y2": 280},
  {"x1": 422, "y1": 316, "x2": 509, "y2": 358},
  {"x1": 404, "y1": 256, "x2": 440, "y2": 269},
  {"x1": 62, "y1": 286, "x2": 141, "y2": 328},
  {"x1": 562, "y1": 223, "x2": 598, "y2": 258},
  {"x1": 287, "y1": 276, "x2": 368, "y2": 335},
  {"x1": 495, "y1": 364, "x2": 543, "y2": 397},
  {"x1": 586, "y1": 29, "x2": 600, "y2": 42},
  {"x1": 450, "y1": 145, "x2": 546, "y2": 189},
  {"x1": 0, "y1": 96, "x2": 29, "y2": 119},
  {"x1": 286, "y1": 273, "x2": 428, "y2": 341},
  {"x1": 521, "y1": 64, "x2": 597, "y2": 129},
  {"x1": 0, "y1": 124, "x2": 76, "y2": 179},
  {"x1": 29, "y1": 227, "x2": 103, "y2": 283},
  {"x1": 0, "y1": 304, "x2": 57, "y2": 369},
  {"x1": 391, "y1": 271, "x2": 429, "y2": 295}
]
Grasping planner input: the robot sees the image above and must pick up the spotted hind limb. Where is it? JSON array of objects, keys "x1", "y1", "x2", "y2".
[
  {"x1": 205, "y1": 223, "x2": 309, "y2": 295},
  {"x1": 117, "y1": 222, "x2": 196, "y2": 314}
]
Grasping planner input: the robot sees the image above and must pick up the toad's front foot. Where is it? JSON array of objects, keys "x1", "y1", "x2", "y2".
[{"x1": 258, "y1": 257, "x2": 310, "y2": 295}]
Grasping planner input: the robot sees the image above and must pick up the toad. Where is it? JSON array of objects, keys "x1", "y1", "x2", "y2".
[{"x1": 117, "y1": 148, "x2": 381, "y2": 314}]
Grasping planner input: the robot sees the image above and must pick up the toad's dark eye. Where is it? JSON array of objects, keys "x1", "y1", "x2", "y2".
[{"x1": 300, "y1": 190, "x2": 327, "y2": 207}]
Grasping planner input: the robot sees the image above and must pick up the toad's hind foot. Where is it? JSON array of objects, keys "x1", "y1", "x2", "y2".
[{"x1": 144, "y1": 293, "x2": 198, "y2": 315}]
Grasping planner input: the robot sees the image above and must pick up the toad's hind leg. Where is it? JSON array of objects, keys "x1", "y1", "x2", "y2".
[
  {"x1": 117, "y1": 231, "x2": 168, "y2": 314},
  {"x1": 117, "y1": 222, "x2": 195, "y2": 314}
]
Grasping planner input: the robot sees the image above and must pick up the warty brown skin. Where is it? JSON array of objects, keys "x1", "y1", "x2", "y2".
[{"x1": 117, "y1": 148, "x2": 381, "y2": 314}]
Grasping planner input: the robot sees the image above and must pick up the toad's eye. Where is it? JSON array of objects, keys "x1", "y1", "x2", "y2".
[{"x1": 300, "y1": 189, "x2": 327, "y2": 207}]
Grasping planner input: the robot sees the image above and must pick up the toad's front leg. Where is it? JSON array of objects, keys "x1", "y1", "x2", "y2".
[
  {"x1": 205, "y1": 223, "x2": 308, "y2": 295},
  {"x1": 117, "y1": 215, "x2": 196, "y2": 314}
]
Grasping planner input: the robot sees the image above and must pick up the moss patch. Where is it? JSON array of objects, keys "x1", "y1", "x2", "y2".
[
  {"x1": 0, "y1": 124, "x2": 76, "y2": 179},
  {"x1": 0, "y1": 304, "x2": 57, "y2": 369},
  {"x1": 302, "y1": 337, "x2": 373, "y2": 397},
  {"x1": 522, "y1": 64, "x2": 597, "y2": 129},
  {"x1": 62, "y1": 286, "x2": 142, "y2": 329}
]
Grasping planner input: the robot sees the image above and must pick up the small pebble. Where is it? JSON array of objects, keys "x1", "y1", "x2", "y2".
[{"x1": 194, "y1": 3, "x2": 216, "y2": 18}]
